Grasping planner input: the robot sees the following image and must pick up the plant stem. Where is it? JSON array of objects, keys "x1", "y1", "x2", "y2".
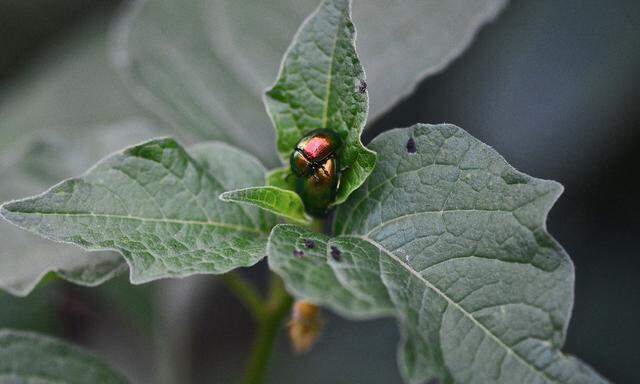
[
  {"x1": 240, "y1": 274, "x2": 293, "y2": 384},
  {"x1": 222, "y1": 271, "x2": 265, "y2": 321},
  {"x1": 309, "y1": 217, "x2": 325, "y2": 233}
]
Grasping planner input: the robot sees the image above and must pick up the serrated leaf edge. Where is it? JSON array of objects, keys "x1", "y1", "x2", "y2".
[{"x1": 0, "y1": 137, "x2": 271, "y2": 285}]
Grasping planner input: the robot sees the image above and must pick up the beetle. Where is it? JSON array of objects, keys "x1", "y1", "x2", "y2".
[{"x1": 289, "y1": 129, "x2": 342, "y2": 216}]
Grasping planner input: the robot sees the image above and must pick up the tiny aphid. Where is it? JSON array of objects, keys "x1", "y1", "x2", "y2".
[
  {"x1": 303, "y1": 239, "x2": 315, "y2": 249},
  {"x1": 290, "y1": 129, "x2": 343, "y2": 216},
  {"x1": 293, "y1": 249, "x2": 304, "y2": 258}
]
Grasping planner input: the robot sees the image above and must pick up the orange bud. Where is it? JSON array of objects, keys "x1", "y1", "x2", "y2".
[{"x1": 288, "y1": 300, "x2": 324, "y2": 354}]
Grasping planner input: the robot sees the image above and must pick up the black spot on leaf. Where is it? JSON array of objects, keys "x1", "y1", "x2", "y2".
[
  {"x1": 330, "y1": 246, "x2": 342, "y2": 261},
  {"x1": 406, "y1": 137, "x2": 417, "y2": 153},
  {"x1": 303, "y1": 239, "x2": 315, "y2": 249},
  {"x1": 358, "y1": 80, "x2": 367, "y2": 93},
  {"x1": 293, "y1": 249, "x2": 304, "y2": 258}
]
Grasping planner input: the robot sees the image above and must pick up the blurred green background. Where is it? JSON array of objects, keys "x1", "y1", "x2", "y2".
[{"x1": 1, "y1": 0, "x2": 638, "y2": 383}]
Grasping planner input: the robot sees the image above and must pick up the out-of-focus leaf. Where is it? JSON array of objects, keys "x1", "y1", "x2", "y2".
[
  {"x1": 0, "y1": 15, "x2": 164, "y2": 295},
  {"x1": 1, "y1": 139, "x2": 277, "y2": 284},
  {"x1": 269, "y1": 124, "x2": 608, "y2": 383},
  {"x1": 0, "y1": 329, "x2": 129, "y2": 383},
  {"x1": 113, "y1": 0, "x2": 507, "y2": 166},
  {"x1": 0, "y1": 15, "x2": 144, "y2": 154},
  {"x1": 0, "y1": 288, "x2": 59, "y2": 334}
]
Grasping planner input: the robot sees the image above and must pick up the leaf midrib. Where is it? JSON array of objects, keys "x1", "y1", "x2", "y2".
[
  {"x1": 361, "y1": 235, "x2": 559, "y2": 384},
  {"x1": 5, "y1": 210, "x2": 263, "y2": 234},
  {"x1": 320, "y1": 4, "x2": 343, "y2": 129}
]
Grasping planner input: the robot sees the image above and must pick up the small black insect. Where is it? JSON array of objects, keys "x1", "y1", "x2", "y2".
[
  {"x1": 358, "y1": 80, "x2": 367, "y2": 93},
  {"x1": 293, "y1": 249, "x2": 304, "y2": 258},
  {"x1": 406, "y1": 137, "x2": 417, "y2": 153},
  {"x1": 303, "y1": 239, "x2": 315, "y2": 249},
  {"x1": 330, "y1": 246, "x2": 342, "y2": 261}
]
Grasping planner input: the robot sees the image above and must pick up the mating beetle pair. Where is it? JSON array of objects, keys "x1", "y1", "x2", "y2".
[{"x1": 290, "y1": 129, "x2": 342, "y2": 217}]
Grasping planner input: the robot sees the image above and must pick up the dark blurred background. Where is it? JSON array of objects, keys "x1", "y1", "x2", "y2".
[{"x1": 1, "y1": 0, "x2": 638, "y2": 383}]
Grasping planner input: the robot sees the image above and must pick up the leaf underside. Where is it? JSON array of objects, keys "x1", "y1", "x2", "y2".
[
  {"x1": 269, "y1": 124, "x2": 607, "y2": 384},
  {"x1": 0, "y1": 329, "x2": 128, "y2": 383},
  {"x1": 1, "y1": 139, "x2": 276, "y2": 284},
  {"x1": 264, "y1": 0, "x2": 376, "y2": 206}
]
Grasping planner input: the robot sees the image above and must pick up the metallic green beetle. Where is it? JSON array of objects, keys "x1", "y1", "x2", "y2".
[{"x1": 290, "y1": 129, "x2": 342, "y2": 216}]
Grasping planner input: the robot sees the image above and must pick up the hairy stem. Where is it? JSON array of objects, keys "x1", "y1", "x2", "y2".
[
  {"x1": 240, "y1": 274, "x2": 293, "y2": 384},
  {"x1": 222, "y1": 271, "x2": 266, "y2": 321},
  {"x1": 227, "y1": 216, "x2": 324, "y2": 383}
]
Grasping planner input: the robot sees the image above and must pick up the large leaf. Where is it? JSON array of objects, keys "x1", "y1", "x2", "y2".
[
  {"x1": 0, "y1": 121, "x2": 165, "y2": 296},
  {"x1": 1, "y1": 139, "x2": 277, "y2": 284},
  {"x1": 0, "y1": 329, "x2": 128, "y2": 383},
  {"x1": 269, "y1": 124, "x2": 607, "y2": 383},
  {"x1": 265, "y1": 0, "x2": 375, "y2": 206},
  {"x1": 113, "y1": 0, "x2": 507, "y2": 167},
  {"x1": 0, "y1": 14, "x2": 165, "y2": 295},
  {"x1": 0, "y1": 15, "x2": 144, "y2": 155}
]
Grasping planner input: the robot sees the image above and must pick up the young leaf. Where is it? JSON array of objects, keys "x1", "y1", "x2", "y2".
[
  {"x1": 220, "y1": 186, "x2": 312, "y2": 225},
  {"x1": 265, "y1": 167, "x2": 295, "y2": 191},
  {"x1": 264, "y1": 0, "x2": 376, "y2": 206},
  {"x1": 0, "y1": 329, "x2": 128, "y2": 383},
  {"x1": 0, "y1": 139, "x2": 276, "y2": 284},
  {"x1": 114, "y1": 0, "x2": 506, "y2": 166},
  {"x1": 269, "y1": 124, "x2": 608, "y2": 383}
]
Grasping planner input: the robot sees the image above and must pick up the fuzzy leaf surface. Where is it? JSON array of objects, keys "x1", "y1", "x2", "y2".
[
  {"x1": 269, "y1": 124, "x2": 607, "y2": 383},
  {"x1": 1, "y1": 139, "x2": 276, "y2": 284},
  {"x1": 0, "y1": 329, "x2": 128, "y2": 383}
]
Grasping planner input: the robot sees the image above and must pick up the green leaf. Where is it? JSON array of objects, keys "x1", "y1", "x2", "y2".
[
  {"x1": 0, "y1": 329, "x2": 128, "y2": 383},
  {"x1": 220, "y1": 187, "x2": 311, "y2": 225},
  {"x1": 269, "y1": 124, "x2": 607, "y2": 383},
  {"x1": 265, "y1": 167, "x2": 295, "y2": 191},
  {"x1": 0, "y1": 121, "x2": 167, "y2": 296},
  {"x1": 1, "y1": 139, "x2": 277, "y2": 284},
  {"x1": 0, "y1": 14, "x2": 168, "y2": 295},
  {"x1": 268, "y1": 225, "x2": 394, "y2": 319},
  {"x1": 114, "y1": 0, "x2": 506, "y2": 167},
  {"x1": 264, "y1": 0, "x2": 376, "y2": 206}
]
